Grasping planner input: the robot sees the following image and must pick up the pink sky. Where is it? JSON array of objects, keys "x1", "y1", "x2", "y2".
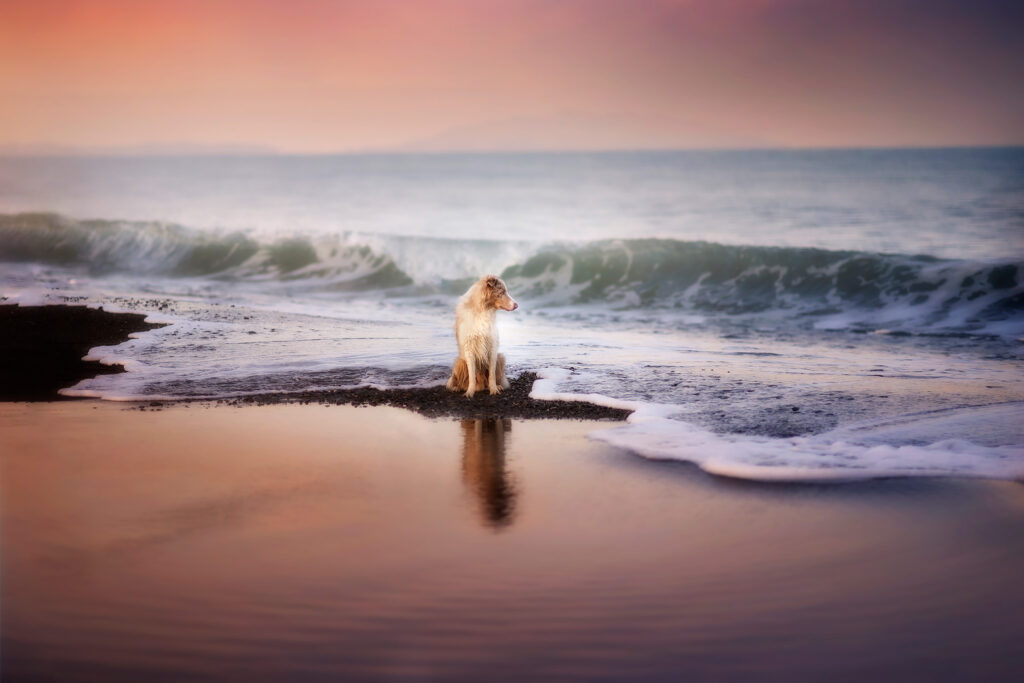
[{"x1": 1, "y1": 0, "x2": 1021, "y2": 152}]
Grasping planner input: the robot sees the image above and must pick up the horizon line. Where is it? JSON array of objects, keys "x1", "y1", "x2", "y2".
[{"x1": 2, "y1": 143, "x2": 1023, "y2": 158}]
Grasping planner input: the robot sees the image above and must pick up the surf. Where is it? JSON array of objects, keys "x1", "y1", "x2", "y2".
[{"x1": 3, "y1": 212, "x2": 1021, "y2": 336}]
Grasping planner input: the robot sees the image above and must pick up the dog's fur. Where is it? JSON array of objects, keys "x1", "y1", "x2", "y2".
[{"x1": 446, "y1": 275, "x2": 518, "y2": 397}]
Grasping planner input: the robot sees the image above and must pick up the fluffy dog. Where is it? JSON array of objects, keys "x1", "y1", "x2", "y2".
[{"x1": 446, "y1": 275, "x2": 518, "y2": 397}]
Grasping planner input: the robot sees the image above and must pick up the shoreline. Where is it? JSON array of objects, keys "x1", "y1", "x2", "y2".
[{"x1": 0, "y1": 304, "x2": 629, "y2": 420}]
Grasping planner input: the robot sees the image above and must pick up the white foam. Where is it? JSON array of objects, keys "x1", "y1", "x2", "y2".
[
  {"x1": 529, "y1": 367, "x2": 679, "y2": 416},
  {"x1": 530, "y1": 367, "x2": 1024, "y2": 484},
  {"x1": 591, "y1": 417, "x2": 1024, "y2": 483}
]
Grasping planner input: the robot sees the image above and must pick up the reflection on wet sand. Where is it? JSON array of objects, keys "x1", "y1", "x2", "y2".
[
  {"x1": 460, "y1": 418, "x2": 516, "y2": 529},
  {"x1": 3, "y1": 404, "x2": 1023, "y2": 681}
]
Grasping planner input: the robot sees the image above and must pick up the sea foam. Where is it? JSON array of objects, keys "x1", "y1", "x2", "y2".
[{"x1": 531, "y1": 368, "x2": 1024, "y2": 483}]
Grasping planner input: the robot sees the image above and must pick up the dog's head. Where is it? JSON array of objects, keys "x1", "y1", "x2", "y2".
[{"x1": 483, "y1": 275, "x2": 518, "y2": 312}]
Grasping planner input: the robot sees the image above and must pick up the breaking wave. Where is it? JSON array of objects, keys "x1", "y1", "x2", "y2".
[
  {"x1": 0, "y1": 213, "x2": 412, "y2": 291},
  {"x1": 505, "y1": 239, "x2": 1023, "y2": 334},
  {"x1": 2, "y1": 212, "x2": 1021, "y2": 334}
]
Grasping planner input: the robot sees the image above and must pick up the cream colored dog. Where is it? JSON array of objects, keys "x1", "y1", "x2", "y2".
[{"x1": 446, "y1": 275, "x2": 518, "y2": 397}]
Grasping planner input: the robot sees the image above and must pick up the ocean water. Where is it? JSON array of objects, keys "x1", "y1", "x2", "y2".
[{"x1": 2, "y1": 149, "x2": 1022, "y2": 482}]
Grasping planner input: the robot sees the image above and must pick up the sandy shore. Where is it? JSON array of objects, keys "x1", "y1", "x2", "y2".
[{"x1": 2, "y1": 400, "x2": 1023, "y2": 681}]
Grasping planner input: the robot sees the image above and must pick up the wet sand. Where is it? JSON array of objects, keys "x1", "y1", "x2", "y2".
[
  {"x1": 2, "y1": 401, "x2": 1022, "y2": 682},
  {"x1": 0, "y1": 305, "x2": 163, "y2": 401}
]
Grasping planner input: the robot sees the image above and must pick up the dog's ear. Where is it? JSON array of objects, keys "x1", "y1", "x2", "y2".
[{"x1": 485, "y1": 275, "x2": 500, "y2": 290}]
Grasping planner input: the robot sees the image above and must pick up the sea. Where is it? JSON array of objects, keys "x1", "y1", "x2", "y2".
[{"x1": 2, "y1": 148, "x2": 1022, "y2": 483}]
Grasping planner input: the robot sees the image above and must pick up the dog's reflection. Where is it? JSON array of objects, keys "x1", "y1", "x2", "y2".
[{"x1": 460, "y1": 418, "x2": 517, "y2": 529}]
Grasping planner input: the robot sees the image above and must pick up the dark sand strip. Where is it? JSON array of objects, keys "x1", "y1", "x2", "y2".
[
  {"x1": 217, "y1": 371, "x2": 631, "y2": 420},
  {"x1": 0, "y1": 305, "x2": 164, "y2": 401}
]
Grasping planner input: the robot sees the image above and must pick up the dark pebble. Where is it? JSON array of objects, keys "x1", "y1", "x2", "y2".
[{"x1": 223, "y1": 372, "x2": 631, "y2": 421}]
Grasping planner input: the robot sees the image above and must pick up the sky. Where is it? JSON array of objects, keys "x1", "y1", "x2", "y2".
[{"x1": 1, "y1": 0, "x2": 1021, "y2": 153}]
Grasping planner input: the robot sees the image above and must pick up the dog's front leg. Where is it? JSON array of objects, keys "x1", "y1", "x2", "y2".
[
  {"x1": 465, "y1": 359, "x2": 477, "y2": 398},
  {"x1": 487, "y1": 347, "x2": 501, "y2": 395},
  {"x1": 496, "y1": 353, "x2": 509, "y2": 390}
]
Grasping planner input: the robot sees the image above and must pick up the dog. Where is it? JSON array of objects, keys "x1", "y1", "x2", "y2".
[{"x1": 446, "y1": 275, "x2": 518, "y2": 397}]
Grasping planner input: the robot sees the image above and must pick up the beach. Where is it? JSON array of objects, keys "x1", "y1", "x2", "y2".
[
  {"x1": 3, "y1": 399, "x2": 1023, "y2": 681},
  {"x1": 0, "y1": 304, "x2": 1022, "y2": 681}
]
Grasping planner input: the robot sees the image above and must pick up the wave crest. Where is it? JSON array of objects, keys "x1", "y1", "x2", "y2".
[
  {"x1": 0, "y1": 213, "x2": 412, "y2": 290},
  {"x1": 501, "y1": 239, "x2": 1022, "y2": 333},
  {"x1": 2, "y1": 212, "x2": 1021, "y2": 334}
]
